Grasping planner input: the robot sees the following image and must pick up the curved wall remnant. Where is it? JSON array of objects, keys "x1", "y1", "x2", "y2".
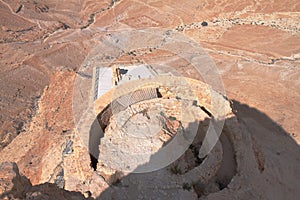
[{"x1": 88, "y1": 77, "x2": 239, "y2": 198}]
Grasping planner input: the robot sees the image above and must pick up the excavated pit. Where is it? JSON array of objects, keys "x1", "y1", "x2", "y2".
[{"x1": 89, "y1": 80, "x2": 238, "y2": 198}]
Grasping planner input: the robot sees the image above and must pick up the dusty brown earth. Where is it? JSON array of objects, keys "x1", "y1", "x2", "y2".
[{"x1": 0, "y1": 0, "x2": 299, "y2": 199}]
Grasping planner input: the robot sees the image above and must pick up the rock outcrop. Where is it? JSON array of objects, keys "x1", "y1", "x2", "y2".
[{"x1": 0, "y1": 162, "x2": 89, "y2": 200}]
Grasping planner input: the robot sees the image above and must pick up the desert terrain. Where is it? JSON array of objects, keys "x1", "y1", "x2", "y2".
[{"x1": 0, "y1": 0, "x2": 300, "y2": 199}]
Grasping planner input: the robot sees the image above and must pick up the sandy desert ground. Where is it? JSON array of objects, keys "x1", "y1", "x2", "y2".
[{"x1": 0, "y1": 0, "x2": 299, "y2": 199}]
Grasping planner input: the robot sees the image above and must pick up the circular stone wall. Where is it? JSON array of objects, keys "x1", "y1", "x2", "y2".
[{"x1": 91, "y1": 77, "x2": 242, "y2": 199}]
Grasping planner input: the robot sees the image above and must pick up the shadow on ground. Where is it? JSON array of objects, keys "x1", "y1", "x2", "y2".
[
  {"x1": 1, "y1": 100, "x2": 299, "y2": 200},
  {"x1": 94, "y1": 99, "x2": 300, "y2": 200}
]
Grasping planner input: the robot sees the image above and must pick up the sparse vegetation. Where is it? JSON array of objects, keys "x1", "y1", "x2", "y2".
[
  {"x1": 182, "y1": 182, "x2": 192, "y2": 191},
  {"x1": 168, "y1": 116, "x2": 177, "y2": 121},
  {"x1": 170, "y1": 164, "x2": 181, "y2": 174}
]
